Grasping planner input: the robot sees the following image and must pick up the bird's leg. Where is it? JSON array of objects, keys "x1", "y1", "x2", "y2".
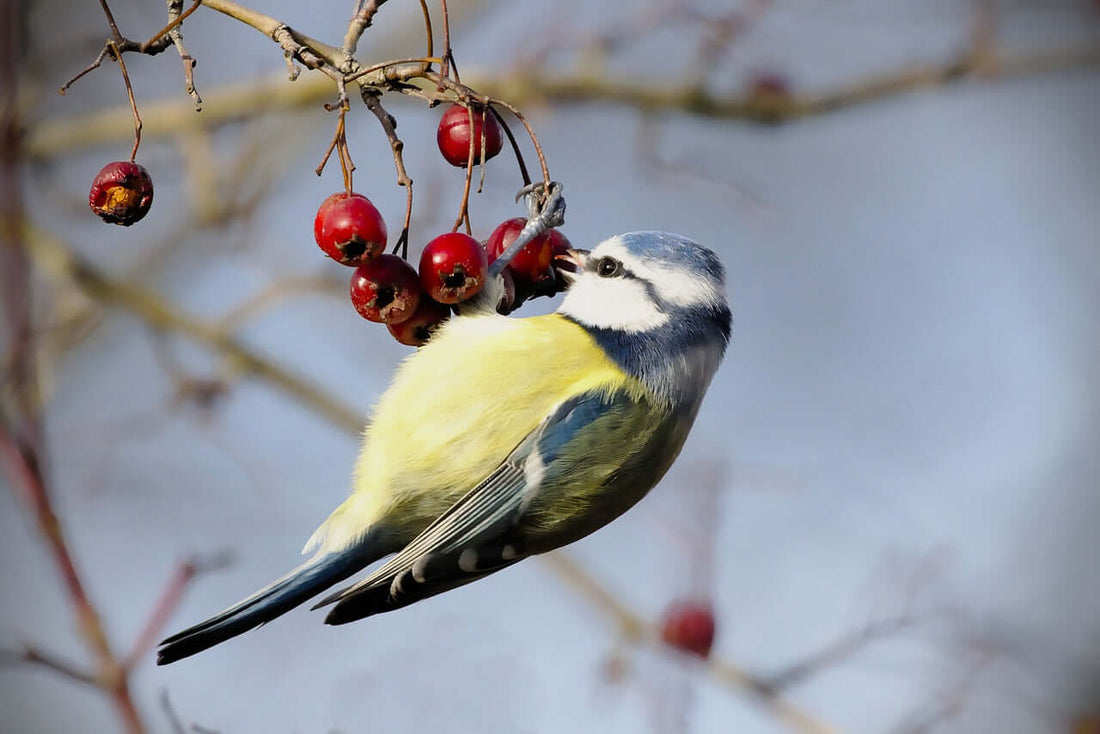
[{"x1": 487, "y1": 182, "x2": 566, "y2": 278}]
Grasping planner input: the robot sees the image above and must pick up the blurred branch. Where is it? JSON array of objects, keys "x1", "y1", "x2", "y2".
[
  {"x1": 761, "y1": 615, "x2": 920, "y2": 693},
  {"x1": 123, "y1": 551, "x2": 234, "y2": 669},
  {"x1": 0, "y1": 645, "x2": 98, "y2": 688},
  {"x1": 543, "y1": 553, "x2": 837, "y2": 734},
  {"x1": 220, "y1": 274, "x2": 345, "y2": 332},
  {"x1": 889, "y1": 645, "x2": 992, "y2": 734},
  {"x1": 27, "y1": 42, "x2": 1100, "y2": 157},
  {"x1": 0, "y1": 425, "x2": 145, "y2": 733},
  {"x1": 23, "y1": 223, "x2": 363, "y2": 435},
  {"x1": 1, "y1": 3, "x2": 144, "y2": 729}
]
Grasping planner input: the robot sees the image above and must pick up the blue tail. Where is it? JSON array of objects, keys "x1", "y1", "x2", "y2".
[{"x1": 157, "y1": 545, "x2": 373, "y2": 665}]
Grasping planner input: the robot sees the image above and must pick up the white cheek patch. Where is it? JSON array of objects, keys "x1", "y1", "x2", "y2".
[
  {"x1": 557, "y1": 273, "x2": 669, "y2": 333},
  {"x1": 592, "y1": 236, "x2": 724, "y2": 309}
]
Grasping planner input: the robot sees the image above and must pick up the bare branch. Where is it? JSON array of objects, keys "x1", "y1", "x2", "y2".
[
  {"x1": 32, "y1": 44, "x2": 1100, "y2": 157},
  {"x1": 0, "y1": 646, "x2": 98, "y2": 688},
  {"x1": 23, "y1": 224, "x2": 363, "y2": 435}
]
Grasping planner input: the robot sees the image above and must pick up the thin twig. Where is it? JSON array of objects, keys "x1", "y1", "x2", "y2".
[
  {"x1": 0, "y1": 646, "x2": 98, "y2": 688},
  {"x1": 58, "y1": 45, "x2": 111, "y2": 94},
  {"x1": 489, "y1": 106, "x2": 531, "y2": 190},
  {"x1": 315, "y1": 91, "x2": 355, "y2": 192},
  {"x1": 141, "y1": 0, "x2": 203, "y2": 51},
  {"x1": 417, "y1": 0, "x2": 433, "y2": 59},
  {"x1": 437, "y1": 0, "x2": 458, "y2": 87},
  {"x1": 107, "y1": 42, "x2": 142, "y2": 161},
  {"x1": 484, "y1": 95, "x2": 551, "y2": 186},
  {"x1": 761, "y1": 615, "x2": 920, "y2": 693},
  {"x1": 148, "y1": 0, "x2": 204, "y2": 109},
  {"x1": 452, "y1": 104, "x2": 477, "y2": 233},
  {"x1": 362, "y1": 90, "x2": 414, "y2": 259}
]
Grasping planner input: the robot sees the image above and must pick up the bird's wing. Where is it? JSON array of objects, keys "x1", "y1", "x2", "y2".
[{"x1": 313, "y1": 388, "x2": 629, "y2": 625}]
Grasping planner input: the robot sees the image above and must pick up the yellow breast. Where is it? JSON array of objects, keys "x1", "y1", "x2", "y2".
[{"x1": 309, "y1": 313, "x2": 643, "y2": 553}]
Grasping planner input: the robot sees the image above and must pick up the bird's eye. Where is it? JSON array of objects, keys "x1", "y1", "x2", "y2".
[{"x1": 595, "y1": 257, "x2": 623, "y2": 278}]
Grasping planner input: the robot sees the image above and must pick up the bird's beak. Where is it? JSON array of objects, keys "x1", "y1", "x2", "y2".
[{"x1": 552, "y1": 249, "x2": 589, "y2": 281}]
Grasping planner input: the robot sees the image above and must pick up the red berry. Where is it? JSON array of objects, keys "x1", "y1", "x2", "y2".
[
  {"x1": 436, "y1": 104, "x2": 503, "y2": 168},
  {"x1": 418, "y1": 232, "x2": 488, "y2": 304},
  {"x1": 387, "y1": 298, "x2": 450, "y2": 347},
  {"x1": 349, "y1": 254, "x2": 422, "y2": 324},
  {"x1": 660, "y1": 601, "x2": 716, "y2": 659},
  {"x1": 88, "y1": 161, "x2": 153, "y2": 226},
  {"x1": 486, "y1": 218, "x2": 553, "y2": 289},
  {"x1": 314, "y1": 192, "x2": 388, "y2": 266}
]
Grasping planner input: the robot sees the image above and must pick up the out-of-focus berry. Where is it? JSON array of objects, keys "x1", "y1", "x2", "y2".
[{"x1": 660, "y1": 601, "x2": 716, "y2": 659}]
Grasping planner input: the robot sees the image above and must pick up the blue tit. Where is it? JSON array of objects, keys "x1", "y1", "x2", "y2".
[{"x1": 157, "y1": 231, "x2": 731, "y2": 665}]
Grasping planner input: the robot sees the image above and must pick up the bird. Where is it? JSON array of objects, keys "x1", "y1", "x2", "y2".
[{"x1": 157, "y1": 231, "x2": 732, "y2": 665}]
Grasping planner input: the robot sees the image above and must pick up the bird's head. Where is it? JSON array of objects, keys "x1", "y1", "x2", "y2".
[
  {"x1": 556, "y1": 231, "x2": 731, "y2": 341},
  {"x1": 555, "y1": 232, "x2": 731, "y2": 401}
]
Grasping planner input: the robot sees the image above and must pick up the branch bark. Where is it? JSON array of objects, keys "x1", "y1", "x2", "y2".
[{"x1": 27, "y1": 43, "x2": 1100, "y2": 158}]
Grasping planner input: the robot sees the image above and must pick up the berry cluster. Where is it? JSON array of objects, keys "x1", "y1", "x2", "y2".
[
  {"x1": 86, "y1": 103, "x2": 570, "y2": 348},
  {"x1": 85, "y1": 99, "x2": 568, "y2": 347},
  {"x1": 310, "y1": 104, "x2": 571, "y2": 347}
]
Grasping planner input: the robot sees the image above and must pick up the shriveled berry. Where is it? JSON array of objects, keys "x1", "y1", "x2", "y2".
[
  {"x1": 388, "y1": 298, "x2": 450, "y2": 347},
  {"x1": 486, "y1": 218, "x2": 553, "y2": 290},
  {"x1": 436, "y1": 104, "x2": 503, "y2": 168},
  {"x1": 418, "y1": 232, "x2": 488, "y2": 304},
  {"x1": 350, "y1": 254, "x2": 422, "y2": 324},
  {"x1": 314, "y1": 193, "x2": 387, "y2": 266},
  {"x1": 660, "y1": 601, "x2": 716, "y2": 659},
  {"x1": 89, "y1": 161, "x2": 154, "y2": 226}
]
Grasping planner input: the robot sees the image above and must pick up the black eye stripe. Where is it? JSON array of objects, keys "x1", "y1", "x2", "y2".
[{"x1": 595, "y1": 257, "x2": 622, "y2": 277}]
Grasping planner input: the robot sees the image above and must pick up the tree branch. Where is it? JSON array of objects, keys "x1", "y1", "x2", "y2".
[
  {"x1": 29, "y1": 42, "x2": 1100, "y2": 158},
  {"x1": 23, "y1": 224, "x2": 363, "y2": 435}
]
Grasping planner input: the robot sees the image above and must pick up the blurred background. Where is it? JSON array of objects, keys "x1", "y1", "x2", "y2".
[{"x1": 2, "y1": 0, "x2": 1099, "y2": 732}]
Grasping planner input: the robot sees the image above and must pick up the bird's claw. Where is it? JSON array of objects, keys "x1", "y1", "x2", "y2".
[{"x1": 490, "y1": 182, "x2": 566, "y2": 277}]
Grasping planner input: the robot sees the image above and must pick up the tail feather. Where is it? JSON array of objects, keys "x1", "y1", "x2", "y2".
[{"x1": 157, "y1": 545, "x2": 372, "y2": 665}]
